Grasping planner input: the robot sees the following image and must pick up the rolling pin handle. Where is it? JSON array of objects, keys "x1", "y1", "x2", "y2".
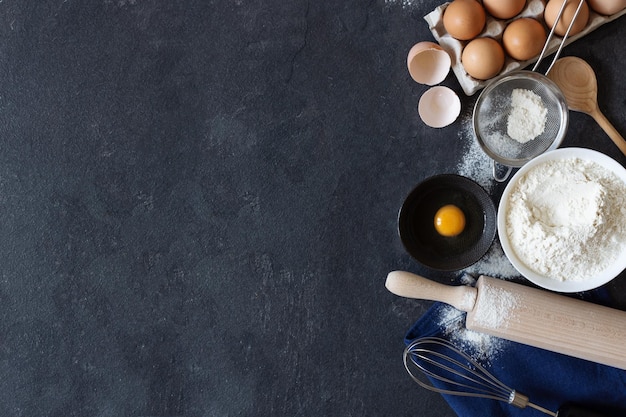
[{"x1": 385, "y1": 271, "x2": 477, "y2": 312}]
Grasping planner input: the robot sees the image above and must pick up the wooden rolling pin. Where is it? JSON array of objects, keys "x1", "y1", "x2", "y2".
[{"x1": 386, "y1": 271, "x2": 626, "y2": 370}]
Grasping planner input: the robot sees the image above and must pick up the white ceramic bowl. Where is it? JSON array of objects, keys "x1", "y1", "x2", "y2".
[{"x1": 498, "y1": 148, "x2": 626, "y2": 292}]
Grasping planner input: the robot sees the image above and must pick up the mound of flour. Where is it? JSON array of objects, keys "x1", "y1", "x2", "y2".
[
  {"x1": 505, "y1": 157, "x2": 626, "y2": 281},
  {"x1": 507, "y1": 88, "x2": 547, "y2": 143}
]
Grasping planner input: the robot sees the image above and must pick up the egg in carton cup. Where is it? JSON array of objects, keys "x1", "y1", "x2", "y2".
[{"x1": 425, "y1": 0, "x2": 626, "y2": 96}]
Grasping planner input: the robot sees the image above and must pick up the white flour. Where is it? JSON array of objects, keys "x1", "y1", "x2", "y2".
[
  {"x1": 383, "y1": 0, "x2": 420, "y2": 8},
  {"x1": 463, "y1": 244, "x2": 519, "y2": 279},
  {"x1": 434, "y1": 280, "x2": 518, "y2": 366},
  {"x1": 472, "y1": 285, "x2": 519, "y2": 329},
  {"x1": 435, "y1": 304, "x2": 507, "y2": 366},
  {"x1": 456, "y1": 109, "x2": 496, "y2": 192},
  {"x1": 506, "y1": 89, "x2": 547, "y2": 143},
  {"x1": 505, "y1": 157, "x2": 626, "y2": 281}
]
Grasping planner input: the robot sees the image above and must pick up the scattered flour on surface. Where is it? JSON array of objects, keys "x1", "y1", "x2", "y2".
[
  {"x1": 459, "y1": 273, "x2": 477, "y2": 286},
  {"x1": 506, "y1": 157, "x2": 626, "y2": 281},
  {"x1": 435, "y1": 304, "x2": 508, "y2": 367},
  {"x1": 456, "y1": 110, "x2": 495, "y2": 193},
  {"x1": 463, "y1": 244, "x2": 519, "y2": 280},
  {"x1": 383, "y1": 0, "x2": 421, "y2": 8},
  {"x1": 506, "y1": 89, "x2": 547, "y2": 143}
]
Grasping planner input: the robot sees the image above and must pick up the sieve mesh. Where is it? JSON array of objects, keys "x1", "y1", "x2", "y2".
[{"x1": 472, "y1": 71, "x2": 568, "y2": 168}]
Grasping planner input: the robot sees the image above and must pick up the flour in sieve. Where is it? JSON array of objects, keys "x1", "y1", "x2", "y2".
[
  {"x1": 505, "y1": 157, "x2": 626, "y2": 281},
  {"x1": 507, "y1": 89, "x2": 547, "y2": 143}
]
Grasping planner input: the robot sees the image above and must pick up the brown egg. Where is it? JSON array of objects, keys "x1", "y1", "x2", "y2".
[
  {"x1": 443, "y1": 0, "x2": 486, "y2": 41},
  {"x1": 503, "y1": 18, "x2": 547, "y2": 61},
  {"x1": 587, "y1": 0, "x2": 626, "y2": 15},
  {"x1": 461, "y1": 37, "x2": 505, "y2": 80},
  {"x1": 544, "y1": 0, "x2": 590, "y2": 37},
  {"x1": 483, "y1": 0, "x2": 527, "y2": 19}
]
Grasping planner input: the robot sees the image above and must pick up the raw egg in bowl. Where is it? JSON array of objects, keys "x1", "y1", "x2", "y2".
[{"x1": 398, "y1": 174, "x2": 496, "y2": 271}]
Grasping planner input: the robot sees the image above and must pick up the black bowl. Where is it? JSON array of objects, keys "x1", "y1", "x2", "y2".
[{"x1": 398, "y1": 174, "x2": 496, "y2": 271}]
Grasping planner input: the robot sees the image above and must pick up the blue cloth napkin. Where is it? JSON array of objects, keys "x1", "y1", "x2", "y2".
[{"x1": 404, "y1": 286, "x2": 626, "y2": 417}]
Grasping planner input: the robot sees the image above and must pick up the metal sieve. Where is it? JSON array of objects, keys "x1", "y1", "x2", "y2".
[
  {"x1": 472, "y1": 71, "x2": 568, "y2": 181},
  {"x1": 472, "y1": 0, "x2": 583, "y2": 182}
]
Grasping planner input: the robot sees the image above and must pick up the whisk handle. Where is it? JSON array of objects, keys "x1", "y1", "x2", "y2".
[
  {"x1": 385, "y1": 271, "x2": 477, "y2": 312},
  {"x1": 557, "y1": 403, "x2": 613, "y2": 417}
]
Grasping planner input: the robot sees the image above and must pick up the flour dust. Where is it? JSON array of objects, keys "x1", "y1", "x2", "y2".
[
  {"x1": 383, "y1": 0, "x2": 422, "y2": 8},
  {"x1": 434, "y1": 304, "x2": 508, "y2": 366},
  {"x1": 455, "y1": 108, "x2": 495, "y2": 192}
]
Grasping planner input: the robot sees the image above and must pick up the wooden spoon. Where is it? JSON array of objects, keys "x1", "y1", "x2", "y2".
[{"x1": 547, "y1": 56, "x2": 626, "y2": 157}]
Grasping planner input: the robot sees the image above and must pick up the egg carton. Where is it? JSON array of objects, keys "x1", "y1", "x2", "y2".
[{"x1": 425, "y1": 0, "x2": 626, "y2": 96}]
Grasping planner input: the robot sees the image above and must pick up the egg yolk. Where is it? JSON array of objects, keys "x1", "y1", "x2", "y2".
[{"x1": 434, "y1": 204, "x2": 466, "y2": 237}]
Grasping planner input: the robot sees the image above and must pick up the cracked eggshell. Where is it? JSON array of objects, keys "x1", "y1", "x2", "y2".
[
  {"x1": 418, "y1": 86, "x2": 461, "y2": 128},
  {"x1": 407, "y1": 41, "x2": 452, "y2": 85}
]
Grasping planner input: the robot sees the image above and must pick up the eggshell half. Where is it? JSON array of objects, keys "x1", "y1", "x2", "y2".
[
  {"x1": 407, "y1": 42, "x2": 452, "y2": 85},
  {"x1": 418, "y1": 86, "x2": 461, "y2": 128}
]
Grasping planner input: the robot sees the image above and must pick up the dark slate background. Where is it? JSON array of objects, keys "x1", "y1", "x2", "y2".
[{"x1": 0, "y1": 1, "x2": 625, "y2": 416}]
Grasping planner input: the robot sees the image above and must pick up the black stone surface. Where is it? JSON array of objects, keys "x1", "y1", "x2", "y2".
[{"x1": 0, "y1": 1, "x2": 625, "y2": 416}]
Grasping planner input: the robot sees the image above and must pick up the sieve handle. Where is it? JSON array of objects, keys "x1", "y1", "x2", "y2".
[
  {"x1": 533, "y1": 0, "x2": 585, "y2": 75},
  {"x1": 492, "y1": 160, "x2": 512, "y2": 183}
]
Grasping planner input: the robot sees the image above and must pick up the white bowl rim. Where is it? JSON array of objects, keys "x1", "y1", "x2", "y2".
[{"x1": 497, "y1": 147, "x2": 626, "y2": 292}]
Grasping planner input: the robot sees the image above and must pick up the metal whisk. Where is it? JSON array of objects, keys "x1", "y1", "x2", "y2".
[{"x1": 403, "y1": 337, "x2": 557, "y2": 416}]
